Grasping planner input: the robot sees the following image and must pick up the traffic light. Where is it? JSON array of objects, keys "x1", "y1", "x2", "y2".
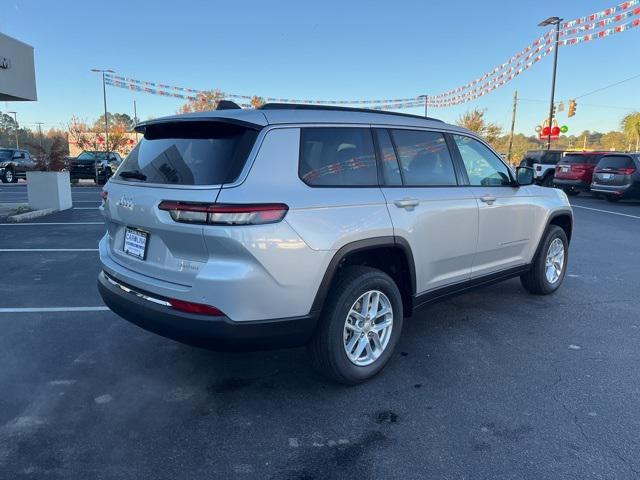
[{"x1": 568, "y1": 99, "x2": 577, "y2": 117}]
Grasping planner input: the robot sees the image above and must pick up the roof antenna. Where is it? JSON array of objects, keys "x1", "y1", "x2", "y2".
[{"x1": 216, "y1": 100, "x2": 242, "y2": 110}]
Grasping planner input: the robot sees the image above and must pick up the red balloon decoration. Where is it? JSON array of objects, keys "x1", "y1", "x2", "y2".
[
  {"x1": 542, "y1": 126, "x2": 551, "y2": 136},
  {"x1": 552, "y1": 126, "x2": 560, "y2": 135}
]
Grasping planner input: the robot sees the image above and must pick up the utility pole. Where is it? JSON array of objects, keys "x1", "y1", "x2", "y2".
[
  {"x1": 133, "y1": 99, "x2": 139, "y2": 141},
  {"x1": 91, "y1": 68, "x2": 114, "y2": 181},
  {"x1": 8, "y1": 111, "x2": 19, "y2": 149},
  {"x1": 538, "y1": 16, "x2": 563, "y2": 150},
  {"x1": 507, "y1": 91, "x2": 518, "y2": 164}
]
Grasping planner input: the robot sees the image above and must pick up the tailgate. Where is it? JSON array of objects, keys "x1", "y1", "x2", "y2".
[{"x1": 102, "y1": 181, "x2": 220, "y2": 285}]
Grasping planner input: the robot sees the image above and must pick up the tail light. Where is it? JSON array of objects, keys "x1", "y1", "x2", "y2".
[
  {"x1": 618, "y1": 167, "x2": 636, "y2": 175},
  {"x1": 158, "y1": 201, "x2": 288, "y2": 226},
  {"x1": 169, "y1": 298, "x2": 224, "y2": 316}
]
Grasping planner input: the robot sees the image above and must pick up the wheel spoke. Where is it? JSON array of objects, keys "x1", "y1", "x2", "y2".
[
  {"x1": 360, "y1": 292, "x2": 372, "y2": 316},
  {"x1": 374, "y1": 306, "x2": 391, "y2": 320},
  {"x1": 353, "y1": 336, "x2": 369, "y2": 359},
  {"x1": 346, "y1": 334, "x2": 360, "y2": 354},
  {"x1": 370, "y1": 331, "x2": 383, "y2": 352},
  {"x1": 344, "y1": 321, "x2": 360, "y2": 333},
  {"x1": 373, "y1": 318, "x2": 392, "y2": 332}
]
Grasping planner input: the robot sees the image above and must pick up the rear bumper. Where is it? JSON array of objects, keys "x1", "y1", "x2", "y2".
[
  {"x1": 591, "y1": 183, "x2": 639, "y2": 197},
  {"x1": 553, "y1": 178, "x2": 590, "y2": 191},
  {"x1": 98, "y1": 271, "x2": 318, "y2": 351}
]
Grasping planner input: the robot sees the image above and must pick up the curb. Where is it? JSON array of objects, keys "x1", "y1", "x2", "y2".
[{"x1": 8, "y1": 208, "x2": 56, "y2": 222}]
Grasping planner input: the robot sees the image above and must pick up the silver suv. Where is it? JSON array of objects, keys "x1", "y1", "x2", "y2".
[{"x1": 98, "y1": 104, "x2": 573, "y2": 384}]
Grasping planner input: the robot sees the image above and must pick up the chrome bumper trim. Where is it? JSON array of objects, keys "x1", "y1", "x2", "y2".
[{"x1": 104, "y1": 272, "x2": 171, "y2": 307}]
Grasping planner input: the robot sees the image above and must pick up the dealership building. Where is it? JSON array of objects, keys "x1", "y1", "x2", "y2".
[{"x1": 0, "y1": 31, "x2": 37, "y2": 102}]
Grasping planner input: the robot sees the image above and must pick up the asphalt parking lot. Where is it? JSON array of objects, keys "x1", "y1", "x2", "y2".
[{"x1": 1, "y1": 182, "x2": 639, "y2": 479}]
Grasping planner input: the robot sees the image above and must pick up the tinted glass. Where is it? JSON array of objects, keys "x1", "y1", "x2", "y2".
[
  {"x1": 597, "y1": 155, "x2": 635, "y2": 170},
  {"x1": 300, "y1": 128, "x2": 377, "y2": 186},
  {"x1": 563, "y1": 154, "x2": 602, "y2": 165},
  {"x1": 118, "y1": 122, "x2": 258, "y2": 185},
  {"x1": 0, "y1": 150, "x2": 12, "y2": 160},
  {"x1": 453, "y1": 135, "x2": 512, "y2": 186},
  {"x1": 390, "y1": 130, "x2": 457, "y2": 186},
  {"x1": 374, "y1": 129, "x2": 402, "y2": 186},
  {"x1": 78, "y1": 152, "x2": 108, "y2": 161}
]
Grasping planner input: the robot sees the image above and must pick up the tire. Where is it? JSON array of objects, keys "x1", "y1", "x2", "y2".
[
  {"x1": 520, "y1": 225, "x2": 569, "y2": 295},
  {"x1": 563, "y1": 188, "x2": 579, "y2": 196},
  {"x1": 606, "y1": 195, "x2": 621, "y2": 203},
  {"x1": 2, "y1": 167, "x2": 16, "y2": 183},
  {"x1": 542, "y1": 174, "x2": 554, "y2": 188},
  {"x1": 308, "y1": 266, "x2": 404, "y2": 385}
]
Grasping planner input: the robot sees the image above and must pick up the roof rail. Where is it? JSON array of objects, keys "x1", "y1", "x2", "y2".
[{"x1": 258, "y1": 103, "x2": 443, "y2": 122}]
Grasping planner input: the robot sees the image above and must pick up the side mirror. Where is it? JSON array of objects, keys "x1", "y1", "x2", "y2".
[{"x1": 516, "y1": 166, "x2": 535, "y2": 186}]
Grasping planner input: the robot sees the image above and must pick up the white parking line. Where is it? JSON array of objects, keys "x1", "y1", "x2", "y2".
[
  {"x1": 0, "y1": 307, "x2": 109, "y2": 313},
  {"x1": 0, "y1": 248, "x2": 98, "y2": 252},
  {"x1": 0, "y1": 222, "x2": 103, "y2": 226},
  {"x1": 572, "y1": 205, "x2": 640, "y2": 220}
]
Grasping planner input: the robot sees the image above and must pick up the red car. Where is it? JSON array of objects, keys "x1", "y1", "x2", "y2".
[{"x1": 553, "y1": 152, "x2": 612, "y2": 196}]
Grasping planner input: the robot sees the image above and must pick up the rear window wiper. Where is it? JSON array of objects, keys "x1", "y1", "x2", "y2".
[{"x1": 119, "y1": 170, "x2": 147, "y2": 181}]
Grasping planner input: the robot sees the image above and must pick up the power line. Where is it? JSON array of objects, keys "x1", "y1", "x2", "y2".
[{"x1": 574, "y1": 73, "x2": 640, "y2": 99}]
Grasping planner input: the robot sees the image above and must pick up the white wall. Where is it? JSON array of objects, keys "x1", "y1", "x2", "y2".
[{"x1": 0, "y1": 32, "x2": 37, "y2": 101}]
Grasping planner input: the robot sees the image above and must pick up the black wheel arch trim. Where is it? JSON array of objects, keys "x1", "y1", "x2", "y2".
[{"x1": 309, "y1": 236, "x2": 417, "y2": 315}]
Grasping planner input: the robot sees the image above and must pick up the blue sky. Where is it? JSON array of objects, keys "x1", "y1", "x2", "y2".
[{"x1": 1, "y1": 0, "x2": 638, "y2": 135}]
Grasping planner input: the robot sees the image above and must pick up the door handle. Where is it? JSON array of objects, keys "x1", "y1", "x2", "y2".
[
  {"x1": 479, "y1": 195, "x2": 497, "y2": 205},
  {"x1": 394, "y1": 198, "x2": 420, "y2": 209}
]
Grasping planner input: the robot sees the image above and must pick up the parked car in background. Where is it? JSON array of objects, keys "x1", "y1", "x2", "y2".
[
  {"x1": 97, "y1": 103, "x2": 573, "y2": 384},
  {"x1": 591, "y1": 153, "x2": 640, "y2": 202},
  {"x1": 553, "y1": 152, "x2": 611, "y2": 196},
  {"x1": 520, "y1": 150, "x2": 565, "y2": 187},
  {"x1": 69, "y1": 151, "x2": 123, "y2": 185},
  {"x1": 0, "y1": 148, "x2": 38, "y2": 183}
]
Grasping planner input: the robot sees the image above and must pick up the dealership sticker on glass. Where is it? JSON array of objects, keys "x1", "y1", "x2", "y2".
[{"x1": 123, "y1": 228, "x2": 148, "y2": 260}]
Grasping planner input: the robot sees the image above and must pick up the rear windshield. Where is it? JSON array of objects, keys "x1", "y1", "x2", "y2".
[
  {"x1": 597, "y1": 155, "x2": 635, "y2": 170},
  {"x1": 562, "y1": 154, "x2": 602, "y2": 165},
  {"x1": 522, "y1": 151, "x2": 562, "y2": 165},
  {"x1": 0, "y1": 149, "x2": 13, "y2": 159},
  {"x1": 78, "y1": 152, "x2": 108, "y2": 161},
  {"x1": 118, "y1": 121, "x2": 258, "y2": 185}
]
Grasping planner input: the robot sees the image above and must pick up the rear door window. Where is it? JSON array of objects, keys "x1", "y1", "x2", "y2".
[
  {"x1": 300, "y1": 127, "x2": 377, "y2": 186},
  {"x1": 597, "y1": 155, "x2": 635, "y2": 170},
  {"x1": 118, "y1": 121, "x2": 258, "y2": 185},
  {"x1": 390, "y1": 129, "x2": 457, "y2": 186}
]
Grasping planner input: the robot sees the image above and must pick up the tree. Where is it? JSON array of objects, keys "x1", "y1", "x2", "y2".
[
  {"x1": 621, "y1": 112, "x2": 640, "y2": 151},
  {"x1": 250, "y1": 96, "x2": 265, "y2": 109},
  {"x1": 68, "y1": 116, "x2": 130, "y2": 154},
  {"x1": 601, "y1": 131, "x2": 627, "y2": 151},
  {"x1": 94, "y1": 112, "x2": 134, "y2": 131},
  {"x1": 456, "y1": 108, "x2": 502, "y2": 144},
  {"x1": 178, "y1": 90, "x2": 224, "y2": 113}
]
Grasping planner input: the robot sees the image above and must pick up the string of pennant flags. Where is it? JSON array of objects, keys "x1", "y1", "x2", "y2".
[{"x1": 104, "y1": 0, "x2": 639, "y2": 110}]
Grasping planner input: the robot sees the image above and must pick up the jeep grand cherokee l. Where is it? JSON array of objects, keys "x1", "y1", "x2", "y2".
[{"x1": 98, "y1": 104, "x2": 573, "y2": 384}]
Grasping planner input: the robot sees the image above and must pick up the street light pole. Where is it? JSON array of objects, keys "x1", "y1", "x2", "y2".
[
  {"x1": 418, "y1": 95, "x2": 429, "y2": 117},
  {"x1": 91, "y1": 68, "x2": 115, "y2": 182},
  {"x1": 8, "y1": 111, "x2": 18, "y2": 149},
  {"x1": 539, "y1": 17, "x2": 563, "y2": 150}
]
